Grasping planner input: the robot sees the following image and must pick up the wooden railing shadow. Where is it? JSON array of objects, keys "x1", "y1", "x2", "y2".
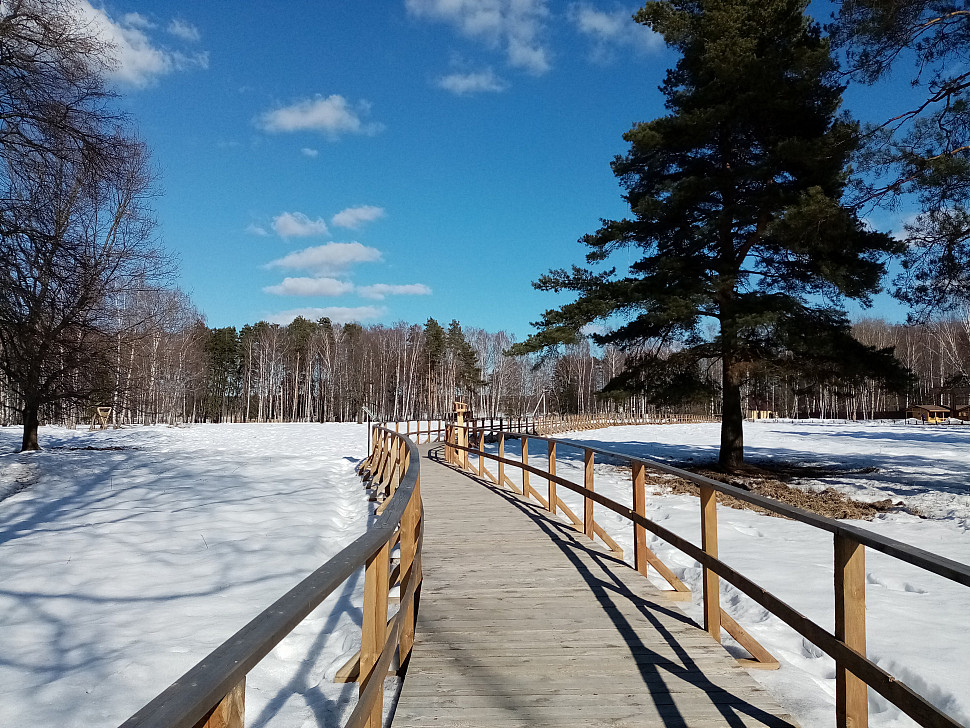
[
  {"x1": 433, "y1": 423, "x2": 969, "y2": 728},
  {"x1": 426, "y1": 443, "x2": 795, "y2": 728},
  {"x1": 119, "y1": 425, "x2": 424, "y2": 728}
]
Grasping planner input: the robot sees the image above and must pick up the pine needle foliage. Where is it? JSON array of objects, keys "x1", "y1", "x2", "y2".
[{"x1": 511, "y1": 0, "x2": 909, "y2": 469}]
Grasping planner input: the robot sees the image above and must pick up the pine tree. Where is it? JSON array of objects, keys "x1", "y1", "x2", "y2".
[{"x1": 512, "y1": 0, "x2": 908, "y2": 469}]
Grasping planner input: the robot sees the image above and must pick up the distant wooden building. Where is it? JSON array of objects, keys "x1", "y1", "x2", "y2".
[
  {"x1": 906, "y1": 404, "x2": 951, "y2": 423},
  {"x1": 747, "y1": 410, "x2": 777, "y2": 420},
  {"x1": 955, "y1": 404, "x2": 970, "y2": 421}
]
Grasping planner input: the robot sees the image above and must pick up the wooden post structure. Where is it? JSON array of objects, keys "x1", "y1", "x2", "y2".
[
  {"x1": 360, "y1": 538, "x2": 390, "y2": 728},
  {"x1": 835, "y1": 535, "x2": 868, "y2": 728},
  {"x1": 498, "y1": 433, "x2": 505, "y2": 489},
  {"x1": 583, "y1": 448, "x2": 595, "y2": 539},
  {"x1": 398, "y1": 479, "x2": 421, "y2": 672},
  {"x1": 632, "y1": 461, "x2": 648, "y2": 577},
  {"x1": 700, "y1": 485, "x2": 720, "y2": 642},
  {"x1": 521, "y1": 436, "x2": 530, "y2": 497},
  {"x1": 197, "y1": 679, "x2": 245, "y2": 728},
  {"x1": 478, "y1": 431, "x2": 486, "y2": 477},
  {"x1": 548, "y1": 440, "x2": 557, "y2": 516},
  {"x1": 454, "y1": 401, "x2": 469, "y2": 470}
]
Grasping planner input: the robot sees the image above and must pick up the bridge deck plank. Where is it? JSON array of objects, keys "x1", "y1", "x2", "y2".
[{"x1": 391, "y1": 444, "x2": 798, "y2": 727}]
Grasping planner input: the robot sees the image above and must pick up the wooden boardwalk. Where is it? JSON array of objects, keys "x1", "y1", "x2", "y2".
[{"x1": 391, "y1": 443, "x2": 799, "y2": 728}]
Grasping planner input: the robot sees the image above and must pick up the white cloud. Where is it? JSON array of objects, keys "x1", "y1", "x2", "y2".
[
  {"x1": 568, "y1": 4, "x2": 662, "y2": 61},
  {"x1": 357, "y1": 283, "x2": 432, "y2": 300},
  {"x1": 437, "y1": 69, "x2": 508, "y2": 95},
  {"x1": 301, "y1": 147, "x2": 320, "y2": 158},
  {"x1": 245, "y1": 223, "x2": 269, "y2": 237},
  {"x1": 406, "y1": 0, "x2": 551, "y2": 75},
  {"x1": 263, "y1": 277, "x2": 355, "y2": 296},
  {"x1": 268, "y1": 306, "x2": 386, "y2": 326},
  {"x1": 75, "y1": 2, "x2": 208, "y2": 88},
  {"x1": 256, "y1": 95, "x2": 384, "y2": 138},
  {"x1": 266, "y1": 242, "x2": 383, "y2": 275},
  {"x1": 272, "y1": 212, "x2": 329, "y2": 238},
  {"x1": 332, "y1": 205, "x2": 386, "y2": 229},
  {"x1": 167, "y1": 18, "x2": 201, "y2": 42}
]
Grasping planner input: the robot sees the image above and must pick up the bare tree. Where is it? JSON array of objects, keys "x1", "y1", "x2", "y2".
[{"x1": 0, "y1": 1, "x2": 165, "y2": 449}]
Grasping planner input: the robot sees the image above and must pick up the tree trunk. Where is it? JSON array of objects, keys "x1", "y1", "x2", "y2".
[
  {"x1": 719, "y1": 357, "x2": 744, "y2": 470},
  {"x1": 21, "y1": 397, "x2": 41, "y2": 451}
]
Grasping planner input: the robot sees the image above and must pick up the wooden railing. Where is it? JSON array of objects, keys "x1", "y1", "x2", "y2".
[
  {"x1": 439, "y1": 424, "x2": 969, "y2": 728},
  {"x1": 375, "y1": 412, "x2": 716, "y2": 444},
  {"x1": 119, "y1": 426, "x2": 423, "y2": 728}
]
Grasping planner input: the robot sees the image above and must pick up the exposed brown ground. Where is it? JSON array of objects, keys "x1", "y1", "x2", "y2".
[{"x1": 644, "y1": 463, "x2": 915, "y2": 520}]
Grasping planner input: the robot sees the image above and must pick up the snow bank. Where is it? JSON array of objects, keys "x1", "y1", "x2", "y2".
[
  {"x1": 0, "y1": 423, "x2": 371, "y2": 727},
  {"x1": 496, "y1": 421, "x2": 970, "y2": 728}
]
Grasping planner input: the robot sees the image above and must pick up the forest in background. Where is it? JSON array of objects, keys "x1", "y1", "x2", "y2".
[{"x1": 5, "y1": 288, "x2": 970, "y2": 427}]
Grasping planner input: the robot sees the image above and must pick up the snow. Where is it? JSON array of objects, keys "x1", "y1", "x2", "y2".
[
  {"x1": 494, "y1": 420, "x2": 970, "y2": 728},
  {"x1": 1, "y1": 419, "x2": 967, "y2": 728},
  {"x1": 0, "y1": 423, "x2": 372, "y2": 727}
]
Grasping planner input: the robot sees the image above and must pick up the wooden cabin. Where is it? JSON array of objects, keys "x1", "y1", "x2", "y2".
[
  {"x1": 955, "y1": 404, "x2": 970, "y2": 421},
  {"x1": 906, "y1": 404, "x2": 950, "y2": 423},
  {"x1": 747, "y1": 410, "x2": 777, "y2": 420}
]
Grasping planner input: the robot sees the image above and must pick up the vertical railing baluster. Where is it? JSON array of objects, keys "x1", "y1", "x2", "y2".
[
  {"x1": 360, "y1": 537, "x2": 390, "y2": 728},
  {"x1": 199, "y1": 678, "x2": 245, "y2": 728},
  {"x1": 498, "y1": 433, "x2": 506, "y2": 489},
  {"x1": 584, "y1": 448, "x2": 594, "y2": 539},
  {"x1": 522, "y1": 436, "x2": 530, "y2": 498},
  {"x1": 700, "y1": 485, "x2": 720, "y2": 641},
  {"x1": 633, "y1": 461, "x2": 648, "y2": 577},
  {"x1": 548, "y1": 440, "x2": 557, "y2": 515},
  {"x1": 835, "y1": 534, "x2": 868, "y2": 728}
]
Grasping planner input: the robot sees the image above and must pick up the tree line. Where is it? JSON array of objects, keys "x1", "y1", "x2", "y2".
[{"x1": 6, "y1": 303, "x2": 970, "y2": 429}]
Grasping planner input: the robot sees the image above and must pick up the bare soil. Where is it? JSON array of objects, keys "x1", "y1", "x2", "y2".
[{"x1": 646, "y1": 462, "x2": 916, "y2": 520}]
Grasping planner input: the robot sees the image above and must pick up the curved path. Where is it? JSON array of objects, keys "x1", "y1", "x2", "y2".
[{"x1": 391, "y1": 443, "x2": 799, "y2": 727}]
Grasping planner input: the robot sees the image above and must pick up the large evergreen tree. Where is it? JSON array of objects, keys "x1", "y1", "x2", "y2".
[{"x1": 512, "y1": 0, "x2": 907, "y2": 469}]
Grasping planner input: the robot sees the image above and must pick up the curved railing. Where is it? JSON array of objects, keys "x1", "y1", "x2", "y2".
[
  {"x1": 442, "y1": 424, "x2": 969, "y2": 728},
  {"x1": 119, "y1": 426, "x2": 423, "y2": 728}
]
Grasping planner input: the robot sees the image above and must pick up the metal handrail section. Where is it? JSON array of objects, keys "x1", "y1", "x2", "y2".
[
  {"x1": 444, "y1": 425, "x2": 968, "y2": 728},
  {"x1": 119, "y1": 426, "x2": 422, "y2": 728}
]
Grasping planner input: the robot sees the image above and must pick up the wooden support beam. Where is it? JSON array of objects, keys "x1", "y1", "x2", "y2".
[
  {"x1": 719, "y1": 609, "x2": 779, "y2": 669},
  {"x1": 522, "y1": 436, "x2": 530, "y2": 498},
  {"x1": 548, "y1": 440, "x2": 557, "y2": 516},
  {"x1": 700, "y1": 485, "x2": 720, "y2": 642},
  {"x1": 584, "y1": 448, "x2": 595, "y2": 540},
  {"x1": 360, "y1": 539, "x2": 390, "y2": 728},
  {"x1": 192, "y1": 678, "x2": 245, "y2": 728},
  {"x1": 632, "y1": 461, "x2": 647, "y2": 577},
  {"x1": 835, "y1": 535, "x2": 868, "y2": 728}
]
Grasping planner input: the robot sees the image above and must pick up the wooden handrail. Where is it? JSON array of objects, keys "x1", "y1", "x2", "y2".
[
  {"x1": 119, "y1": 426, "x2": 423, "y2": 728},
  {"x1": 437, "y1": 423, "x2": 967, "y2": 728}
]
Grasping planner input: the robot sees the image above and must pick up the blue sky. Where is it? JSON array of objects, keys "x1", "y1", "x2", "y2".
[{"x1": 80, "y1": 0, "x2": 910, "y2": 339}]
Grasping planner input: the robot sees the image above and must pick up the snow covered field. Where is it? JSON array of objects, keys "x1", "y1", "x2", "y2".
[
  {"x1": 494, "y1": 420, "x2": 970, "y2": 728},
  {"x1": 1, "y1": 420, "x2": 967, "y2": 728},
  {"x1": 0, "y1": 423, "x2": 372, "y2": 728}
]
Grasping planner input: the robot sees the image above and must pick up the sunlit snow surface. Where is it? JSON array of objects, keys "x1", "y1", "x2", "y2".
[
  {"x1": 1, "y1": 420, "x2": 968, "y2": 728},
  {"x1": 497, "y1": 420, "x2": 970, "y2": 728},
  {"x1": 0, "y1": 423, "x2": 371, "y2": 728}
]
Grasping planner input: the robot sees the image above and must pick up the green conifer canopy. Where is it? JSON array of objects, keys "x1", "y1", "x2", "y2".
[{"x1": 511, "y1": 0, "x2": 909, "y2": 469}]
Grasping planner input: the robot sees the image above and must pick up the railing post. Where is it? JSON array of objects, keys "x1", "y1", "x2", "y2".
[
  {"x1": 196, "y1": 678, "x2": 245, "y2": 728},
  {"x1": 360, "y1": 537, "x2": 390, "y2": 728},
  {"x1": 835, "y1": 534, "x2": 868, "y2": 728},
  {"x1": 632, "y1": 461, "x2": 648, "y2": 577},
  {"x1": 398, "y1": 476, "x2": 421, "y2": 672},
  {"x1": 700, "y1": 485, "x2": 720, "y2": 641},
  {"x1": 478, "y1": 431, "x2": 485, "y2": 477},
  {"x1": 584, "y1": 448, "x2": 594, "y2": 539},
  {"x1": 548, "y1": 440, "x2": 557, "y2": 515},
  {"x1": 498, "y1": 433, "x2": 506, "y2": 488},
  {"x1": 522, "y1": 436, "x2": 530, "y2": 497}
]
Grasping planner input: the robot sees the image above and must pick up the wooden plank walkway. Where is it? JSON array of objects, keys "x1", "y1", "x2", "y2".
[{"x1": 391, "y1": 443, "x2": 799, "y2": 728}]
